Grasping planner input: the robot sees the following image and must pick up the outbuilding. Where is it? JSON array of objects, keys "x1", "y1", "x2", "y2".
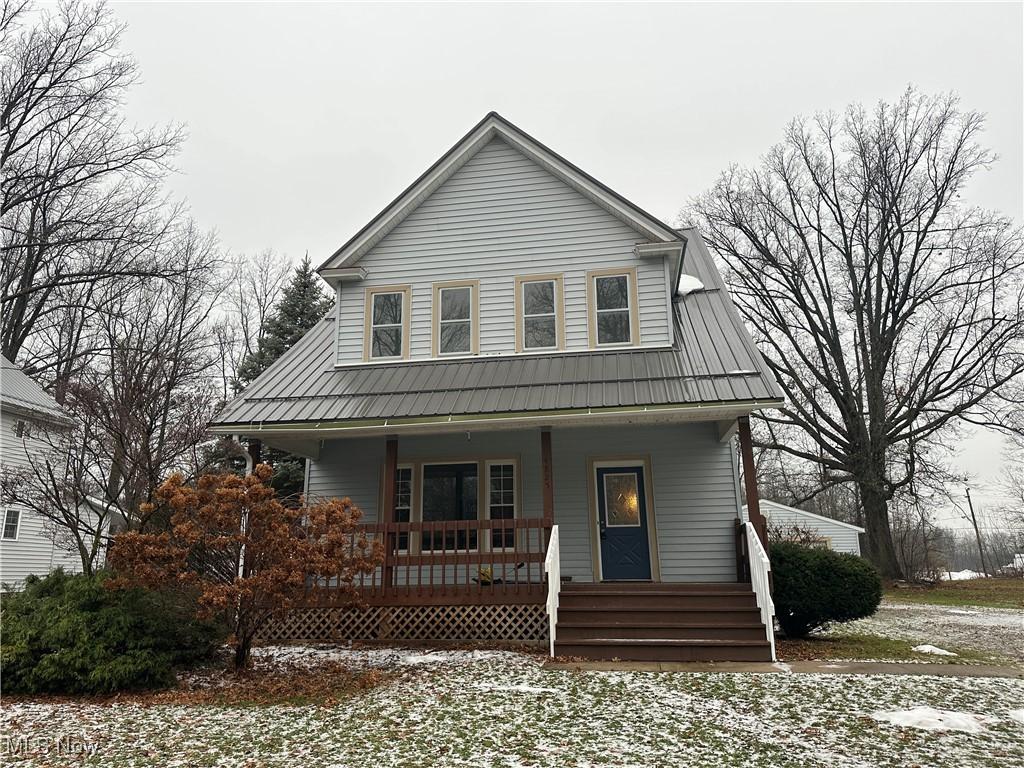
[{"x1": 744, "y1": 500, "x2": 865, "y2": 556}]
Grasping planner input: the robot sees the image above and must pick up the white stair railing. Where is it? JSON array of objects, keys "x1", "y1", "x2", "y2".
[
  {"x1": 744, "y1": 522, "x2": 776, "y2": 661},
  {"x1": 543, "y1": 525, "x2": 561, "y2": 657}
]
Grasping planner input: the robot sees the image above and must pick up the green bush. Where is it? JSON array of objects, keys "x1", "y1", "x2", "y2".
[
  {"x1": 771, "y1": 542, "x2": 882, "y2": 638},
  {"x1": 1, "y1": 570, "x2": 225, "y2": 694}
]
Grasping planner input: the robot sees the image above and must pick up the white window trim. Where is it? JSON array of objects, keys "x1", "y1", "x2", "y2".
[
  {"x1": 595, "y1": 274, "x2": 633, "y2": 346},
  {"x1": 437, "y1": 286, "x2": 473, "y2": 356},
  {"x1": 484, "y1": 458, "x2": 519, "y2": 552},
  {"x1": 2, "y1": 507, "x2": 21, "y2": 541},
  {"x1": 363, "y1": 285, "x2": 411, "y2": 361},
  {"x1": 370, "y1": 292, "x2": 405, "y2": 359},
  {"x1": 393, "y1": 464, "x2": 414, "y2": 554}
]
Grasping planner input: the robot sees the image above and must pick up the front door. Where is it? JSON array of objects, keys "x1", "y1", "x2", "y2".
[{"x1": 596, "y1": 465, "x2": 652, "y2": 580}]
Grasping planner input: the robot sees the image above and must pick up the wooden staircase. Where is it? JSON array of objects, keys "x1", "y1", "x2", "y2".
[{"x1": 553, "y1": 582, "x2": 773, "y2": 662}]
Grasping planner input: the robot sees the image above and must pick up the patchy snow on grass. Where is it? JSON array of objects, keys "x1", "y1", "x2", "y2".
[
  {"x1": 912, "y1": 644, "x2": 958, "y2": 657},
  {"x1": 872, "y1": 706, "x2": 990, "y2": 733},
  {"x1": 3, "y1": 651, "x2": 1023, "y2": 767}
]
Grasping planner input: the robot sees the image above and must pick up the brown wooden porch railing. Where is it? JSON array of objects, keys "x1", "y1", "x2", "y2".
[{"x1": 328, "y1": 518, "x2": 553, "y2": 603}]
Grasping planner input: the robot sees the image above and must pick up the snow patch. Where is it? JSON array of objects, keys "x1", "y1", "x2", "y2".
[
  {"x1": 475, "y1": 683, "x2": 562, "y2": 695},
  {"x1": 943, "y1": 569, "x2": 985, "y2": 581},
  {"x1": 677, "y1": 273, "x2": 705, "y2": 295},
  {"x1": 1009, "y1": 710, "x2": 1024, "y2": 726},
  {"x1": 772, "y1": 662, "x2": 792, "y2": 673},
  {"x1": 946, "y1": 609, "x2": 977, "y2": 616},
  {"x1": 911, "y1": 644, "x2": 958, "y2": 657},
  {"x1": 872, "y1": 706, "x2": 989, "y2": 733}
]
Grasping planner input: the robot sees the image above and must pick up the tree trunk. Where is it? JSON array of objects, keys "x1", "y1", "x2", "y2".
[
  {"x1": 233, "y1": 634, "x2": 253, "y2": 669},
  {"x1": 860, "y1": 481, "x2": 904, "y2": 581}
]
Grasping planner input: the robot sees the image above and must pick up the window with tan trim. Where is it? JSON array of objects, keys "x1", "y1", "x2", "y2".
[
  {"x1": 363, "y1": 285, "x2": 411, "y2": 360},
  {"x1": 587, "y1": 267, "x2": 640, "y2": 347},
  {"x1": 432, "y1": 280, "x2": 479, "y2": 357},
  {"x1": 514, "y1": 274, "x2": 564, "y2": 352}
]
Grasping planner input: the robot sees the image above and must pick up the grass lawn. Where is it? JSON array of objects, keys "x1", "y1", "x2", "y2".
[
  {"x1": 886, "y1": 578, "x2": 1024, "y2": 610},
  {"x1": 3, "y1": 648, "x2": 1024, "y2": 767},
  {"x1": 778, "y1": 632, "x2": 998, "y2": 665}
]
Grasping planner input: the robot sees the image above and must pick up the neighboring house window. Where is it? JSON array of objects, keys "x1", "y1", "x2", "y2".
[
  {"x1": 588, "y1": 268, "x2": 639, "y2": 347},
  {"x1": 432, "y1": 281, "x2": 479, "y2": 356},
  {"x1": 515, "y1": 275, "x2": 564, "y2": 352},
  {"x1": 486, "y1": 461, "x2": 517, "y2": 550},
  {"x1": 2, "y1": 508, "x2": 20, "y2": 540},
  {"x1": 421, "y1": 462, "x2": 479, "y2": 551},
  {"x1": 364, "y1": 286, "x2": 410, "y2": 360},
  {"x1": 393, "y1": 465, "x2": 413, "y2": 552}
]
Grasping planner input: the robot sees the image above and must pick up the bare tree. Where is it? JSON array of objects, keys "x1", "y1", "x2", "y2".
[
  {"x1": 1, "y1": 0, "x2": 185, "y2": 365},
  {"x1": 691, "y1": 89, "x2": 1024, "y2": 579}
]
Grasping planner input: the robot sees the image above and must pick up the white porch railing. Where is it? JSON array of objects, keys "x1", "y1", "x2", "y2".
[
  {"x1": 744, "y1": 522, "x2": 776, "y2": 661},
  {"x1": 543, "y1": 524, "x2": 561, "y2": 657}
]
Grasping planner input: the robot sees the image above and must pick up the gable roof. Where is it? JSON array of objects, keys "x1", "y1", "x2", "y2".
[
  {"x1": 747, "y1": 500, "x2": 867, "y2": 533},
  {"x1": 320, "y1": 112, "x2": 682, "y2": 272},
  {"x1": 1, "y1": 355, "x2": 74, "y2": 427}
]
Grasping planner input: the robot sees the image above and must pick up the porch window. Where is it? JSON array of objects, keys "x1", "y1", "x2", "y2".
[
  {"x1": 365, "y1": 286, "x2": 410, "y2": 360},
  {"x1": 433, "y1": 281, "x2": 479, "y2": 356},
  {"x1": 2, "y1": 508, "x2": 20, "y2": 540},
  {"x1": 421, "y1": 462, "x2": 478, "y2": 551},
  {"x1": 589, "y1": 268, "x2": 639, "y2": 347},
  {"x1": 486, "y1": 461, "x2": 517, "y2": 549},
  {"x1": 393, "y1": 466, "x2": 412, "y2": 551}
]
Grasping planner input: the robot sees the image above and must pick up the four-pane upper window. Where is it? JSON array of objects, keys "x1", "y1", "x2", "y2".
[
  {"x1": 439, "y1": 286, "x2": 472, "y2": 355},
  {"x1": 362, "y1": 267, "x2": 641, "y2": 360},
  {"x1": 517, "y1": 275, "x2": 563, "y2": 351}
]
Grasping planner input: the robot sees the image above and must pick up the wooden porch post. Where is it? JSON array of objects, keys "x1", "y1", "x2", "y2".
[
  {"x1": 737, "y1": 416, "x2": 769, "y2": 552},
  {"x1": 540, "y1": 428, "x2": 554, "y2": 524},
  {"x1": 382, "y1": 436, "x2": 398, "y2": 588}
]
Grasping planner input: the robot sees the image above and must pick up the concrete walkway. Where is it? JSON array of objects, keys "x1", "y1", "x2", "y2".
[{"x1": 543, "y1": 659, "x2": 1024, "y2": 678}]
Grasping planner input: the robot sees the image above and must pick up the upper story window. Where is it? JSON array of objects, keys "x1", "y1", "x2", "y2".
[
  {"x1": 364, "y1": 286, "x2": 410, "y2": 361},
  {"x1": 2, "y1": 508, "x2": 20, "y2": 540},
  {"x1": 432, "y1": 280, "x2": 479, "y2": 356},
  {"x1": 588, "y1": 267, "x2": 639, "y2": 347},
  {"x1": 515, "y1": 274, "x2": 564, "y2": 352}
]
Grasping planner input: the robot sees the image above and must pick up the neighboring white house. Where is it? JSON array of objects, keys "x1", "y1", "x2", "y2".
[
  {"x1": 744, "y1": 500, "x2": 865, "y2": 555},
  {"x1": 0, "y1": 354, "x2": 82, "y2": 589}
]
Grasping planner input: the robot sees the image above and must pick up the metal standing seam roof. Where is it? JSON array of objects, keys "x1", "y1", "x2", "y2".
[
  {"x1": 0, "y1": 354, "x2": 74, "y2": 426},
  {"x1": 211, "y1": 234, "x2": 784, "y2": 429}
]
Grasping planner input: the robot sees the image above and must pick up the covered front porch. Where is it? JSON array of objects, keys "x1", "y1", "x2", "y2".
[{"x1": 255, "y1": 417, "x2": 773, "y2": 659}]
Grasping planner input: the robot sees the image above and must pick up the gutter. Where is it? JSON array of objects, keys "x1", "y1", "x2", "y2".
[{"x1": 209, "y1": 398, "x2": 786, "y2": 438}]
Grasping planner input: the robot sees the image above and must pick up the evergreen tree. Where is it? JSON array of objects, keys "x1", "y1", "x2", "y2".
[
  {"x1": 234, "y1": 255, "x2": 333, "y2": 498},
  {"x1": 236, "y1": 255, "x2": 333, "y2": 386}
]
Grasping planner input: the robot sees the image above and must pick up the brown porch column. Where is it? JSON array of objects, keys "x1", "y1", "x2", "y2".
[
  {"x1": 737, "y1": 416, "x2": 769, "y2": 552},
  {"x1": 540, "y1": 428, "x2": 554, "y2": 524},
  {"x1": 381, "y1": 436, "x2": 398, "y2": 587}
]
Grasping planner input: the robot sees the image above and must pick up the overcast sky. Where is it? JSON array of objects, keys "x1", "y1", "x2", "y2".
[{"x1": 113, "y1": 1, "x2": 1022, "y2": 525}]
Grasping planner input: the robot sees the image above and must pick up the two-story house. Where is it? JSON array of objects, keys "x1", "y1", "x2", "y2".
[
  {"x1": 0, "y1": 355, "x2": 80, "y2": 589},
  {"x1": 210, "y1": 113, "x2": 783, "y2": 661}
]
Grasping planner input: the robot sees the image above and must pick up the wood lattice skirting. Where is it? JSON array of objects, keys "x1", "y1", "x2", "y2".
[{"x1": 259, "y1": 603, "x2": 549, "y2": 644}]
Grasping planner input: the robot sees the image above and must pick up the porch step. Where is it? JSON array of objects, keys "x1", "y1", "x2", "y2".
[
  {"x1": 561, "y1": 582, "x2": 752, "y2": 593},
  {"x1": 553, "y1": 638, "x2": 774, "y2": 662},
  {"x1": 558, "y1": 590, "x2": 757, "y2": 610},
  {"x1": 556, "y1": 621, "x2": 767, "y2": 642},
  {"x1": 557, "y1": 606, "x2": 763, "y2": 625}
]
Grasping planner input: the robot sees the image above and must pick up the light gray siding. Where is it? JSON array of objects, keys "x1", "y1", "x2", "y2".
[
  {"x1": 306, "y1": 422, "x2": 741, "y2": 583},
  {"x1": 335, "y1": 137, "x2": 670, "y2": 365},
  {"x1": 749, "y1": 501, "x2": 863, "y2": 556},
  {"x1": 0, "y1": 411, "x2": 84, "y2": 588}
]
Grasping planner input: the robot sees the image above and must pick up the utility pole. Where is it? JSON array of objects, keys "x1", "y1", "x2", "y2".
[{"x1": 964, "y1": 486, "x2": 990, "y2": 578}]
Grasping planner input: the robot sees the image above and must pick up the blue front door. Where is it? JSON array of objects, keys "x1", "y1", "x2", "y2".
[{"x1": 596, "y1": 466, "x2": 652, "y2": 581}]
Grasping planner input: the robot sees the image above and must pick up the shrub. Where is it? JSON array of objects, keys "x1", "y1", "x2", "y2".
[
  {"x1": 771, "y1": 542, "x2": 882, "y2": 638},
  {"x1": 0, "y1": 570, "x2": 224, "y2": 694}
]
